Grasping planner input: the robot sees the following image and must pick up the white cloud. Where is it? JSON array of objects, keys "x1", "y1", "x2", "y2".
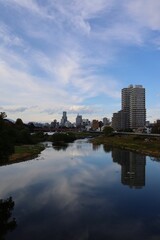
[
  {"x1": 0, "y1": 56, "x2": 119, "y2": 121},
  {"x1": 0, "y1": 0, "x2": 160, "y2": 121},
  {"x1": 0, "y1": 22, "x2": 25, "y2": 48},
  {"x1": 3, "y1": 107, "x2": 28, "y2": 113},
  {"x1": 126, "y1": 0, "x2": 160, "y2": 31},
  {"x1": 68, "y1": 105, "x2": 102, "y2": 114},
  {"x1": 93, "y1": 22, "x2": 144, "y2": 46},
  {"x1": 2, "y1": 0, "x2": 50, "y2": 18}
]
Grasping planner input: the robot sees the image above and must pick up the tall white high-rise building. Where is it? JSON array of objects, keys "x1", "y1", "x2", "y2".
[
  {"x1": 61, "y1": 111, "x2": 67, "y2": 126},
  {"x1": 122, "y1": 85, "x2": 146, "y2": 129}
]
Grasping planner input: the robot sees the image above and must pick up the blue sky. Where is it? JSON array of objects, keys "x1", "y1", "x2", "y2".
[{"x1": 0, "y1": 0, "x2": 160, "y2": 123}]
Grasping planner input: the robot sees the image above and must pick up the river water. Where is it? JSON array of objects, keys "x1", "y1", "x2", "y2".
[{"x1": 0, "y1": 139, "x2": 160, "y2": 240}]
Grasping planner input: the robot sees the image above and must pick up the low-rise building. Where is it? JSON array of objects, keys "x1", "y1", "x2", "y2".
[{"x1": 112, "y1": 110, "x2": 128, "y2": 131}]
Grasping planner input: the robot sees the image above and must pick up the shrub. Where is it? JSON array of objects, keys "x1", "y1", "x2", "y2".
[
  {"x1": 103, "y1": 126, "x2": 114, "y2": 136},
  {"x1": 51, "y1": 133, "x2": 76, "y2": 143}
]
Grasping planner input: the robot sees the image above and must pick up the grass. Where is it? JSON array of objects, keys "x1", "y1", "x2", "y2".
[
  {"x1": 91, "y1": 134, "x2": 160, "y2": 158},
  {"x1": 9, "y1": 144, "x2": 45, "y2": 162},
  {"x1": 74, "y1": 131, "x2": 103, "y2": 139}
]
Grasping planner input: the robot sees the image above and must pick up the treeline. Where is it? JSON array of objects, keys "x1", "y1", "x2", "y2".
[{"x1": 0, "y1": 113, "x2": 47, "y2": 159}]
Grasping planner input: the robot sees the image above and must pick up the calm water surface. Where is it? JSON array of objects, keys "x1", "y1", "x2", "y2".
[{"x1": 0, "y1": 139, "x2": 160, "y2": 240}]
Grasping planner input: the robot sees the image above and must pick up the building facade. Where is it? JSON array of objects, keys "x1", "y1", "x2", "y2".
[
  {"x1": 129, "y1": 85, "x2": 146, "y2": 129},
  {"x1": 112, "y1": 110, "x2": 128, "y2": 131},
  {"x1": 61, "y1": 111, "x2": 67, "y2": 126},
  {"x1": 112, "y1": 85, "x2": 146, "y2": 130},
  {"x1": 76, "y1": 114, "x2": 82, "y2": 127}
]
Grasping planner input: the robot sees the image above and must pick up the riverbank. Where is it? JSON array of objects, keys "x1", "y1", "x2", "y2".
[
  {"x1": 91, "y1": 134, "x2": 160, "y2": 158},
  {"x1": 9, "y1": 144, "x2": 45, "y2": 163}
]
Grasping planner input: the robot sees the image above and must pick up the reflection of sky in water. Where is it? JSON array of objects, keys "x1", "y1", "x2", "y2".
[{"x1": 0, "y1": 140, "x2": 160, "y2": 239}]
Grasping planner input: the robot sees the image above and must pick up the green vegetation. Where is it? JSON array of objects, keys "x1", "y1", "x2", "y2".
[
  {"x1": 0, "y1": 112, "x2": 46, "y2": 163},
  {"x1": 91, "y1": 134, "x2": 160, "y2": 158},
  {"x1": 31, "y1": 131, "x2": 48, "y2": 143},
  {"x1": 51, "y1": 132, "x2": 76, "y2": 145},
  {"x1": 50, "y1": 131, "x2": 102, "y2": 146},
  {"x1": 52, "y1": 144, "x2": 68, "y2": 151},
  {"x1": 0, "y1": 113, "x2": 15, "y2": 159},
  {"x1": 152, "y1": 122, "x2": 160, "y2": 134},
  {"x1": 0, "y1": 111, "x2": 101, "y2": 163},
  {"x1": 0, "y1": 197, "x2": 17, "y2": 239},
  {"x1": 74, "y1": 131, "x2": 102, "y2": 138},
  {"x1": 103, "y1": 126, "x2": 114, "y2": 136},
  {"x1": 9, "y1": 144, "x2": 45, "y2": 162}
]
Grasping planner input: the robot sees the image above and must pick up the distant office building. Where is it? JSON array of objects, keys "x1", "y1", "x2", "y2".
[
  {"x1": 156, "y1": 119, "x2": 160, "y2": 125},
  {"x1": 82, "y1": 119, "x2": 90, "y2": 126},
  {"x1": 51, "y1": 119, "x2": 59, "y2": 129},
  {"x1": 64, "y1": 120, "x2": 72, "y2": 128},
  {"x1": 145, "y1": 121, "x2": 150, "y2": 127},
  {"x1": 82, "y1": 119, "x2": 91, "y2": 131},
  {"x1": 103, "y1": 117, "x2": 110, "y2": 126},
  {"x1": 61, "y1": 111, "x2": 67, "y2": 126},
  {"x1": 76, "y1": 114, "x2": 82, "y2": 127}
]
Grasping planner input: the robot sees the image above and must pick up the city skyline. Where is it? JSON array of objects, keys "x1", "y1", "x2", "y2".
[{"x1": 1, "y1": 1, "x2": 160, "y2": 122}]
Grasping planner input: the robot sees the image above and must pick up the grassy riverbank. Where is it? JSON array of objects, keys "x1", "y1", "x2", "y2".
[
  {"x1": 91, "y1": 134, "x2": 160, "y2": 158},
  {"x1": 9, "y1": 144, "x2": 45, "y2": 162}
]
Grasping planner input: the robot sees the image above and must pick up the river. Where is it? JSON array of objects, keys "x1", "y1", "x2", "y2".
[{"x1": 0, "y1": 139, "x2": 160, "y2": 240}]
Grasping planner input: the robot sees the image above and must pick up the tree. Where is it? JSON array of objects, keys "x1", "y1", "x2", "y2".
[
  {"x1": 0, "y1": 113, "x2": 15, "y2": 160},
  {"x1": 0, "y1": 112, "x2": 7, "y2": 130},
  {"x1": 103, "y1": 126, "x2": 114, "y2": 136},
  {"x1": 151, "y1": 121, "x2": 160, "y2": 134},
  {"x1": 98, "y1": 121, "x2": 103, "y2": 132},
  {"x1": 103, "y1": 144, "x2": 112, "y2": 153},
  {"x1": 0, "y1": 112, "x2": 7, "y2": 119},
  {"x1": 51, "y1": 132, "x2": 76, "y2": 144},
  {"x1": 0, "y1": 197, "x2": 17, "y2": 239},
  {"x1": 15, "y1": 118, "x2": 24, "y2": 128}
]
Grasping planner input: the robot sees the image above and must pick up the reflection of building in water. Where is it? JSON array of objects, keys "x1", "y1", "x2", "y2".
[{"x1": 112, "y1": 149, "x2": 146, "y2": 188}]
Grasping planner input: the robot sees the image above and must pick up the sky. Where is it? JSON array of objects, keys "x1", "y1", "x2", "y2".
[{"x1": 0, "y1": 0, "x2": 160, "y2": 123}]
